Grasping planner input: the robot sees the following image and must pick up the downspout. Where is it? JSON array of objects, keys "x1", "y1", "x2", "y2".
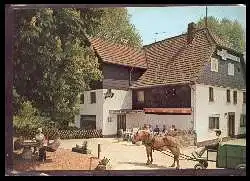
[
  {"x1": 190, "y1": 82, "x2": 197, "y2": 145},
  {"x1": 129, "y1": 67, "x2": 134, "y2": 86}
]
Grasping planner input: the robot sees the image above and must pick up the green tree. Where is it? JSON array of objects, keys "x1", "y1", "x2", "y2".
[
  {"x1": 13, "y1": 101, "x2": 44, "y2": 129},
  {"x1": 92, "y1": 8, "x2": 142, "y2": 47},
  {"x1": 13, "y1": 8, "x2": 142, "y2": 126},
  {"x1": 196, "y1": 16, "x2": 246, "y2": 53}
]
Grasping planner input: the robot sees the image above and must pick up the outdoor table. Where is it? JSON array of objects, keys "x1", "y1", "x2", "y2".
[{"x1": 21, "y1": 140, "x2": 39, "y2": 160}]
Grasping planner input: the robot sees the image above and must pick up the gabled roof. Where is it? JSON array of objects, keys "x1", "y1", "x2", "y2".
[
  {"x1": 88, "y1": 37, "x2": 147, "y2": 69},
  {"x1": 131, "y1": 28, "x2": 216, "y2": 88},
  {"x1": 85, "y1": 26, "x2": 243, "y2": 89}
]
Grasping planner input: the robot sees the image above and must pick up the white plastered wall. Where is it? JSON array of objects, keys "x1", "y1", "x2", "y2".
[
  {"x1": 75, "y1": 89, "x2": 104, "y2": 130},
  {"x1": 102, "y1": 89, "x2": 132, "y2": 135},
  {"x1": 195, "y1": 84, "x2": 245, "y2": 142}
]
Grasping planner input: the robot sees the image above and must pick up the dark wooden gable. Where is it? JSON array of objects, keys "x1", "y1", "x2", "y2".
[
  {"x1": 197, "y1": 47, "x2": 246, "y2": 90},
  {"x1": 132, "y1": 84, "x2": 191, "y2": 110}
]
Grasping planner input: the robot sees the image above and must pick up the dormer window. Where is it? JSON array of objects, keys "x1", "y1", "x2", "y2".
[
  {"x1": 211, "y1": 58, "x2": 218, "y2": 72},
  {"x1": 228, "y1": 63, "x2": 234, "y2": 76}
]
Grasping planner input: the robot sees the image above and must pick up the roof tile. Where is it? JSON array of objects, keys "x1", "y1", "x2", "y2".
[{"x1": 88, "y1": 37, "x2": 147, "y2": 69}]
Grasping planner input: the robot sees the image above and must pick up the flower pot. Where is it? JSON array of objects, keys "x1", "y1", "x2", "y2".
[{"x1": 95, "y1": 164, "x2": 106, "y2": 170}]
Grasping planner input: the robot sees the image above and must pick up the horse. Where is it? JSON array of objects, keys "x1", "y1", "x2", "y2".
[{"x1": 132, "y1": 130, "x2": 181, "y2": 169}]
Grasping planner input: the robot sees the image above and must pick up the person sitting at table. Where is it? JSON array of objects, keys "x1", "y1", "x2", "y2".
[
  {"x1": 153, "y1": 125, "x2": 160, "y2": 135},
  {"x1": 34, "y1": 128, "x2": 47, "y2": 161},
  {"x1": 14, "y1": 136, "x2": 24, "y2": 151},
  {"x1": 162, "y1": 125, "x2": 167, "y2": 134},
  {"x1": 167, "y1": 124, "x2": 177, "y2": 136}
]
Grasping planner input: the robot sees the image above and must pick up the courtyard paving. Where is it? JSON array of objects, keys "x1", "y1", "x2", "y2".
[{"x1": 59, "y1": 138, "x2": 217, "y2": 170}]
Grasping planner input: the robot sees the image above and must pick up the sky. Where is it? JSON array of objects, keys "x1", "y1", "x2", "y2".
[{"x1": 127, "y1": 5, "x2": 246, "y2": 45}]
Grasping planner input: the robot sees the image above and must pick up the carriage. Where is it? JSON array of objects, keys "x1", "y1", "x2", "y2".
[{"x1": 159, "y1": 138, "x2": 246, "y2": 170}]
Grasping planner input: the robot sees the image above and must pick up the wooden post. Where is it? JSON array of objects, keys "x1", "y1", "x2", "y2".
[{"x1": 98, "y1": 144, "x2": 101, "y2": 159}]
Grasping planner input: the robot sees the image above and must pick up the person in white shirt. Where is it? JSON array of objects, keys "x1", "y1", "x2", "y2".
[{"x1": 34, "y1": 128, "x2": 47, "y2": 161}]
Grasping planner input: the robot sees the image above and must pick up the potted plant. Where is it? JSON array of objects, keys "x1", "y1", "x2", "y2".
[{"x1": 95, "y1": 157, "x2": 110, "y2": 170}]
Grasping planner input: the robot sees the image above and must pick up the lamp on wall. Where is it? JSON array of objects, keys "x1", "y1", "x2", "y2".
[{"x1": 104, "y1": 89, "x2": 114, "y2": 99}]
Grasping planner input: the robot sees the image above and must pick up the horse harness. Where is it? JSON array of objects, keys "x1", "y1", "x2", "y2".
[{"x1": 143, "y1": 134, "x2": 178, "y2": 151}]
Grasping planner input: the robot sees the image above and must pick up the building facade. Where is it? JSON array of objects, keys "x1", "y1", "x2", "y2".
[{"x1": 74, "y1": 22, "x2": 246, "y2": 144}]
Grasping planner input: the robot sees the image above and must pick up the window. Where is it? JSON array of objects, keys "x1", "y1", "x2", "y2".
[
  {"x1": 209, "y1": 87, "x2": 214, "y2": 102},
  {"x1": 209, "y1": 117, "x2": 219, "y2": 129},
  {"x1": 240, "y1": 114, "x2": 246, "y2": 127},
  {"x1": 90, "y1": 92, "x2": 96, "y2": 104},
  {"x1": 226, "y1": 90, "x2": 230, "y2": 103},
  {"x1": 80, "y1": 115, "x2": 96, "y2": 129},
  {"x1": 228, "y1": 63, "x2": 234, "y2": 76},
  {"x1": 136, "y1": 90, "x2": 144, "y2": 103},
  {"x1": 107, "y1": 116, "x2": 112, "y2": 122},
  {"x1": 233, "y1": 91, "x2": 237, "y2": 104},
  {"x1": 80, "y1": 94, "x2": 84, "y2": 104},
  {"x1": 211, "y1": 58, "x2": 218, "y2": 72},
  {"x1": 243, "y1": 92, "x2": 246, "y2": 104}
]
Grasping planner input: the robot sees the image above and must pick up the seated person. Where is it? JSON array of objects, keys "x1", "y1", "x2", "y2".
[
  {"x1": 162, "y1": 125, "x2": 167, "y2": 134},
  {"x1": 14, "y1": 136, "x2": 24, "y2": 151},
  {"x1": 153, "y1": 125, "x2": 160, "y2": 135},
  {"x1": 149, "y1": 124, "x2": 153, "y2": 132},
  {"x1": 167, "y1": 125, "x2": 177, "y2": 136},
  {"x1": 192, "y1": 129, "x2": 222, "y2": 158},
  {"x1": 34, "y1": 128, "x2": 47, "y2": 161}
]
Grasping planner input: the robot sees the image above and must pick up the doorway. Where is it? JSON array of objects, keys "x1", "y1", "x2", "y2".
[
  {"x1": 117, "y1": 114, "x2": 126, "y2": 131},
  {"x1": 228, "y1": 112, "x2": 235, "y2": 137}
]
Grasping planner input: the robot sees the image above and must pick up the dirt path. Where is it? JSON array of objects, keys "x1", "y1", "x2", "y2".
[{"x1": 60, "y1": 138, "x2": 217, "y2": 170}]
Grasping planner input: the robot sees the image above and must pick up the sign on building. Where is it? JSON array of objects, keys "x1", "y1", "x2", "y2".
[{"x1": 217, "y1": 49, "x2": 240, "y2": 62}]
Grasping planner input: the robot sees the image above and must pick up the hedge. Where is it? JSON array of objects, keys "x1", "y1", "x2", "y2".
[{"x1": 14, "y1": 127, "x2": 103, "y2": 140}]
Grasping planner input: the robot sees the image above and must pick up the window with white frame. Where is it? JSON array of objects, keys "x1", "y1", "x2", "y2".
[
  {"x1": 211, "y1": 58, "x2": 218, "y2": 72},
  {"x1": 209, "y1": 116, "x2": 219, "y2": 129},
  {"x1": 228, "y1": 63, "x2": 234, "y2": 76},
  {"x1": 240, "y1": 114, "x2": 246, "y2": 127}
]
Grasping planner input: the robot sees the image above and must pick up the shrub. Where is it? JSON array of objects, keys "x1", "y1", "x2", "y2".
[{"x1": 13, "y1": 101, "x2": 44, "y2": 130}]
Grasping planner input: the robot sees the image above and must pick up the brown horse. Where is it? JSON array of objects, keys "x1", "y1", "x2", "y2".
[{"x1": 132, "y1": 130, "x2": 181, "y2": 169}]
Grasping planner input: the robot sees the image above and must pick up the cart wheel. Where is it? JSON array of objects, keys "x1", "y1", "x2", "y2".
[
  {"x1": 235, "y1": 164, "x2": 246, "y2": 169},
  {"x1": 194, "y1": 163, "x2": 205, "y2": 170}
]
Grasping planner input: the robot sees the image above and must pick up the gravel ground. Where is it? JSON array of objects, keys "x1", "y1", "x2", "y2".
[
  {"x1": 13, "y1": 148, "x2": 100, "y2": 171},
  {"x1": 59, "y1": 138, "x2": 217, "y2": 170}
]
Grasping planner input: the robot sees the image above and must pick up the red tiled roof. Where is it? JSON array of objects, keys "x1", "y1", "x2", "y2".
[
  {"x1": 86, "y1": 26, "x2": 241, "y2": 89},
  {"x1": 144, "y1": 108, "x2": 192, "y2": 114},
  {"x1": 88, "y1": 37, "x2": 147, "y2": 69},
  {"x1": 131, "y1": 28, "x2": 216, "y2": 88}
]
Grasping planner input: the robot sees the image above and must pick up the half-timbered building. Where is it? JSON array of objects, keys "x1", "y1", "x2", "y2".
[{"x1": 74, "y1": 22, "x2": 246, "y2": 144}]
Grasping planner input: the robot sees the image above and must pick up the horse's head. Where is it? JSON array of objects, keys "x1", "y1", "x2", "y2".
[{"x1": 132, "y1": 130, "x2": 149, "y2": 144}]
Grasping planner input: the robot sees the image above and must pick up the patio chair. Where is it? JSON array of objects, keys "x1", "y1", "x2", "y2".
[{"x1": 44, "y1": 139, "x2": 61, "y2": 152}]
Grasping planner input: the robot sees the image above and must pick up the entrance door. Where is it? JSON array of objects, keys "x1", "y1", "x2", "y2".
[
  {"x1": 117, "y1": 114, "x2": 126, "y2": 131},
  {"x1": 228, "y1": 112, "x2": 235, "y2": 137}
]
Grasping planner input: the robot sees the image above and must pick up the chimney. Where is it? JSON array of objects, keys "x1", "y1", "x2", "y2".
[{"x1": 187, "y1": 22, "x2": 196, "y2": 44}]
